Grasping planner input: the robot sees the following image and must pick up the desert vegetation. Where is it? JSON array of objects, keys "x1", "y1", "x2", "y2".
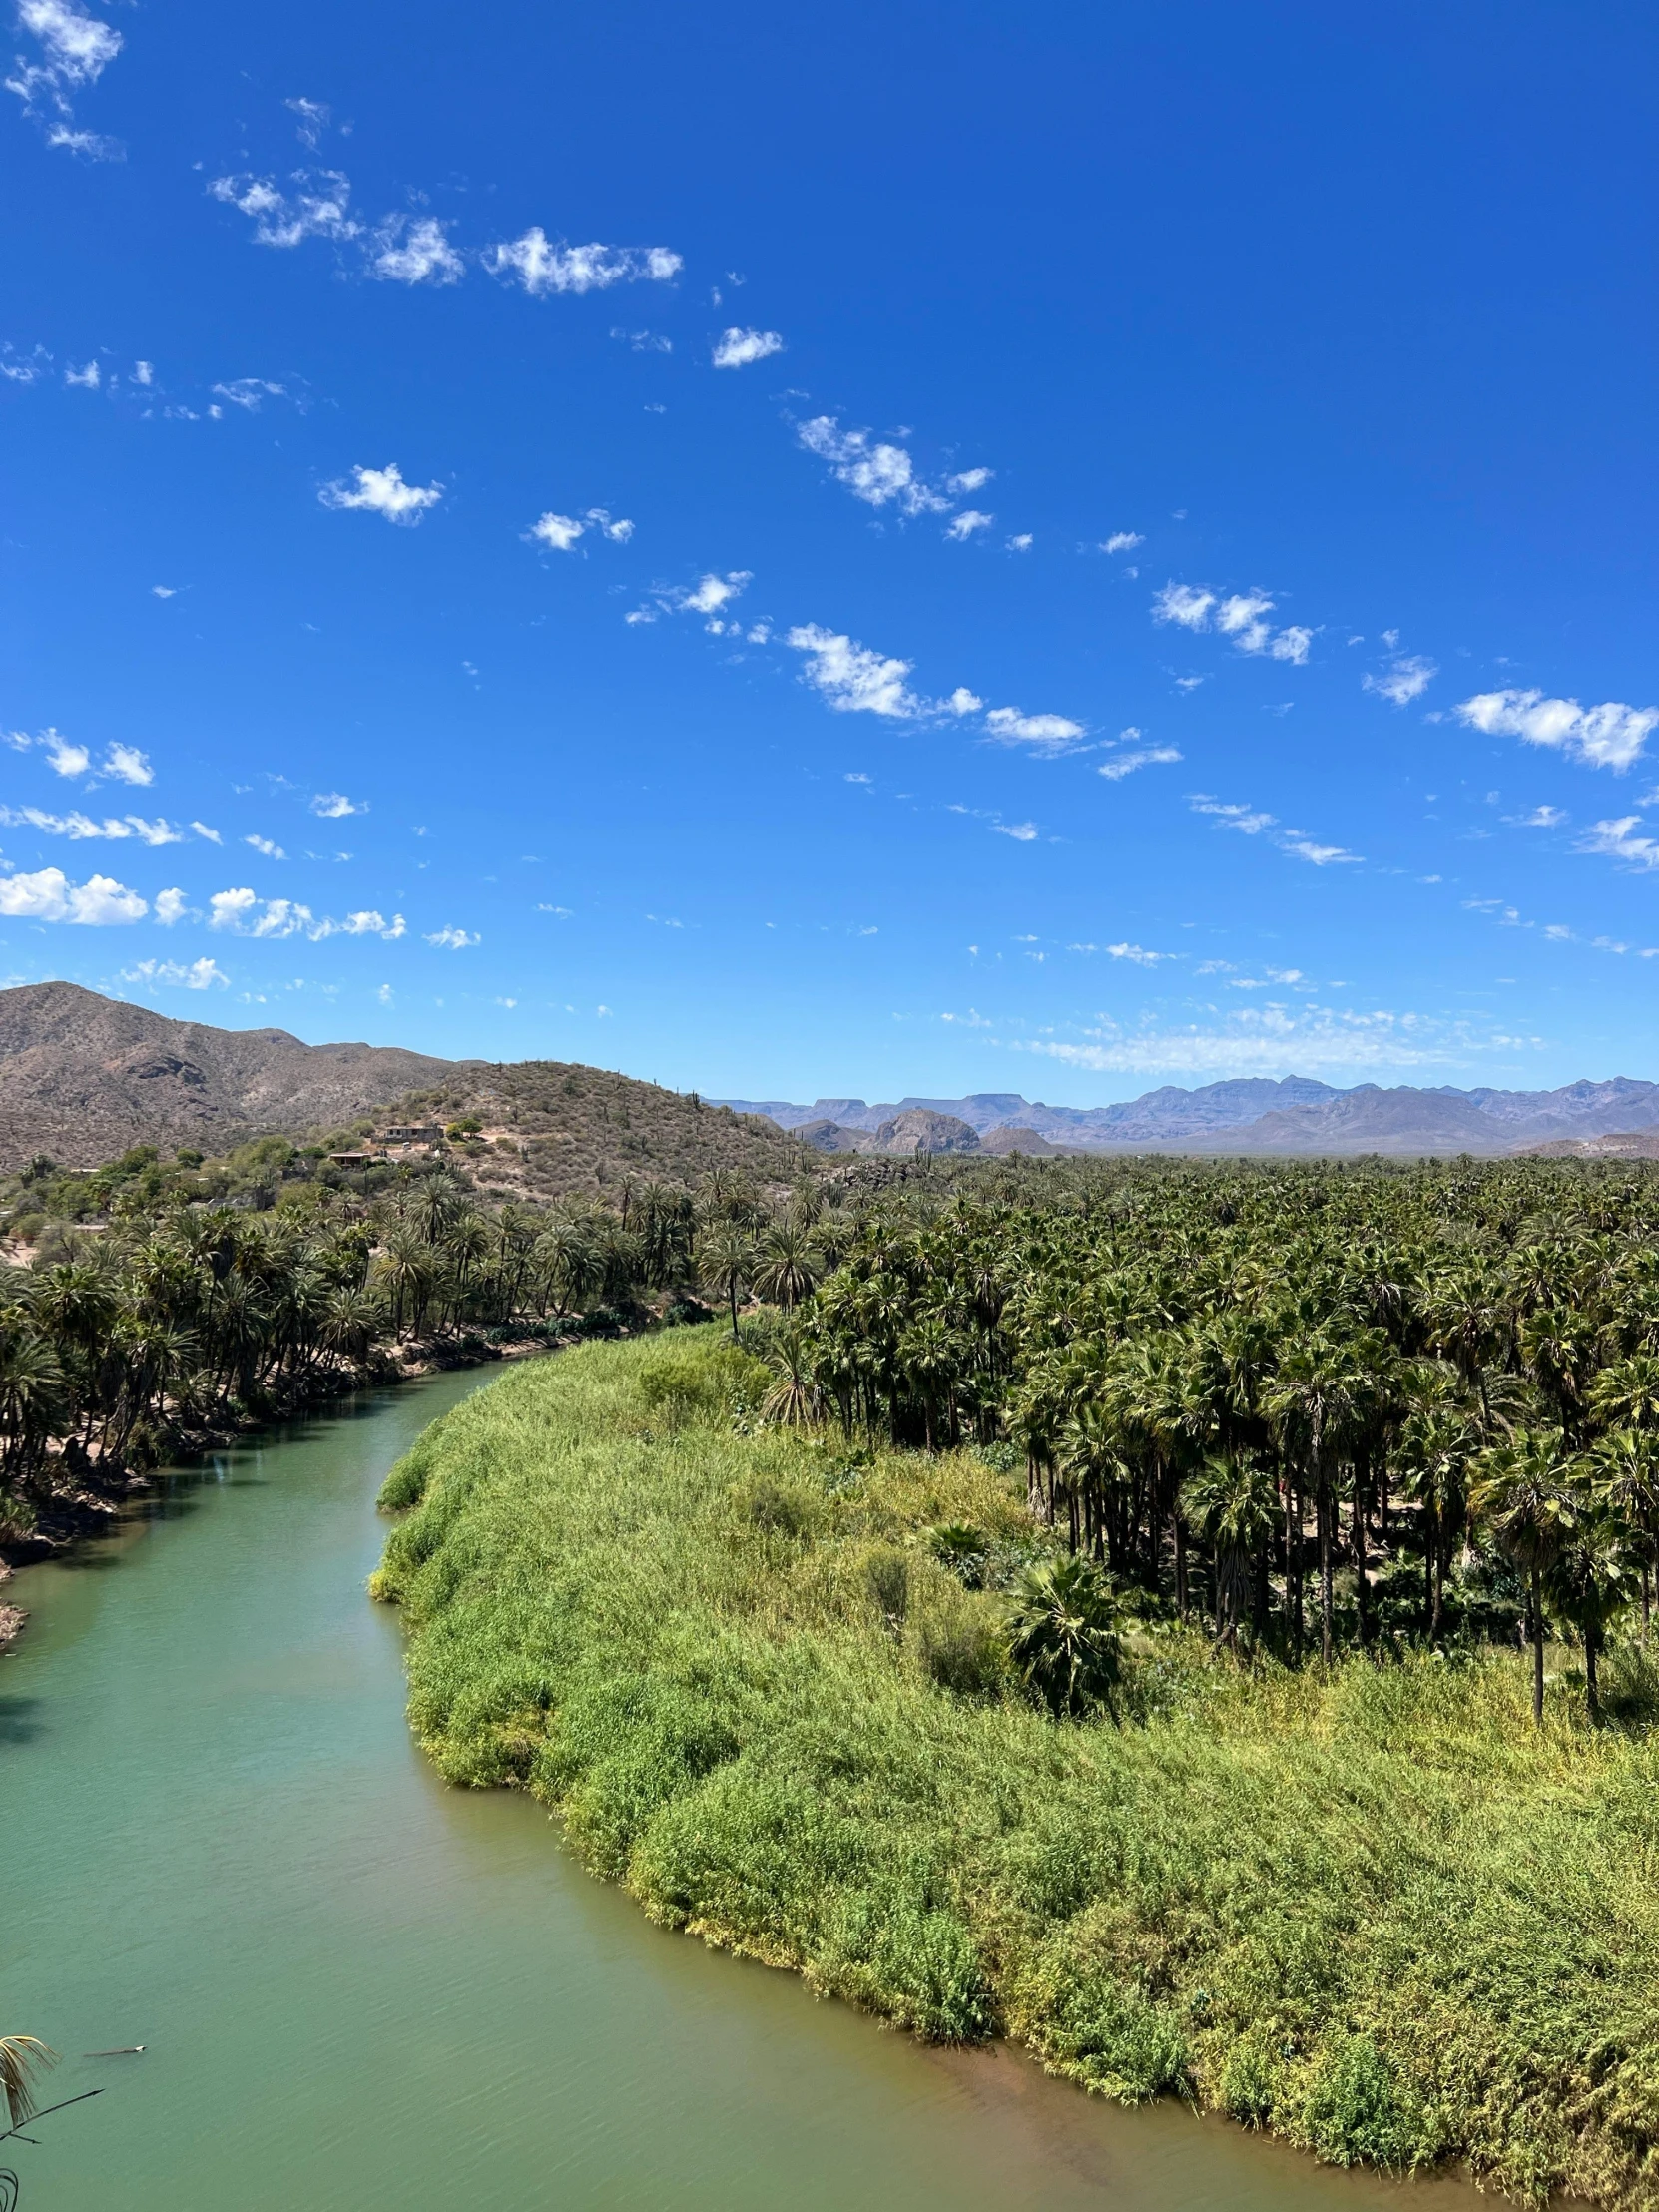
[{"x1": 373, "y1": 1152, "x2": 1659, "y2": 2206}]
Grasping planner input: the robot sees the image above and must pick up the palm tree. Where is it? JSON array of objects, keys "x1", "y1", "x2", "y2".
[
  {"x1": 760, "y1": 1323, "x2": 826, "y2": 1426},
  {"x1": 1181, "y1": 1451, "x2": 1279, "y2": 1652},
  {"x1": 1006, "y1": 1553, "x2": 1125, "y2": 1720},
  {"x1": 1544, "y1": 1495, "x2": 1636, "y2": 1724},
  {"x1": 752, "y1": 1224, "x2": 822, "y2": 1312},
  {"x1": 1470, "y1": 1431, "x2": 1578, "y2": 1725},
  {"x1": 0, "y1": 2033, "x2": 55, "y2": 2129},
  {"x1": 698, "y1": 1225, "x2": 757, "y2": 1342}
]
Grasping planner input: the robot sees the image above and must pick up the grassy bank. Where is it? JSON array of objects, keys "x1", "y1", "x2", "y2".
[{"x1": 373, "y1": 1329, "x2": 1659, "y2": 2207}]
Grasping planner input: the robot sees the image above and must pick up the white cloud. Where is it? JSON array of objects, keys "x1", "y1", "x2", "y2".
[
  {"x1": 1365, "y1": 655, "x2": 1437, "y2": 706},
  {"x1": 797, "y1": 416, "x2": 950, "y2": 516},
  {"x1": 132, "y1": 360, "x2": 152, "y2": 385},
  {"x1": 123, "y1": 956, "x2": 228, "y2": 990},
  {"x1": 153, "y1": 887, "x2": 189, "y2": 924},
  {"x1": 64, "y1": 358, "x2": 100, "y2": 389},
  {"x1": 945, "y1": 509, "x2": 994, "y2": 541},
  {"x1": 45, "y1": 734, "x2": 90, "y2": 777},
  {"x1": 485, "y1": 230, "x2": 682, "y2": 296},
  {"x1": 677, "y1": 571, "x2": 750, "y2": 616},
  {"x1": 983, "y1": 707, "x2": 1086, "y2": 755},
  {"x1": 318, "y1": 462, "x2": 443, "y2": 525},
  {"x1": 1456, "y1": 688, "x2": 1658, "y2": 773},
  {"x1": 1006, "y1": 533, "x2": 1033, "y2": 552},
  {"x1": 209, "y1": 170, "x2": 359, "y2": 250},
  {"x1": 245, "y1": 834, "x2": 284, "y2": 858},
  {"x1": 529, "y1": 506, "x2": 633, "y2": 551},
  {"x1": 309, "y1": 792, "x2": 364, "y2": 818},
  {"x1": 341, "y1": 909, "x2": 405, "y2": 937},
  {"x1": 1214, "y1": 591, "x2": 1276, "y2": 652},
  {"x1": 712, "y1": 326, "x2": 784, "y2": 368},
  {"x1": 211, "y1": 377, "x2": 286, "y2": 412},
  {"x1": 787, "y1": 625, "x2": 927, "y2": 719},
  {"x1": 1153, "y1": 582, "x2": 1214, "y2": 630},
  {"x1": 0, "y1": 865, "x2": 145, "y2": 923},
  {"x1": 0, "y1": 343, "x2": 51, "y2": 383},
  {"x1": 947, "y1": 467, "x2": 993, "y2": 493},
  {"x1": 1580, "y1": 817, "x2": 1659, "y2": 870},
  {"x1": 1098, "y1": 746, "x2": 1182, "y2": 781},
  {"x1": 0, "y1": 806, "x2": 181, "y2": 843},
  {"x1": 530, "y1": 511, "x2": 584, "y2": 552},
  {"x1": 1102, "y1": 532, "x2": 1143, "y2": 554},
  {"x1": 104, "y1": 742, "x2": 152, "y2": 785},
  {"x1": 1281, "y1": 834, "x2": 1360, "y2": 866},
  {"x1": 371, "y1": 216, "x2": 464, "y2": 285},
  {"x1": 612, "y1": 327, "x2": 672, "y2": 352},
  {"x1": 6, "y1": 0, "x2": 122, "y2": 148},
  {"x1": 190, "y1": 822, "x2": 221, "y2": 843},
  {"x1": 1153, "y1": 581, "x2": 1310, "y2": 663},
  {"x1": 1016, "y1": 1003, "x2": 1528, "y2": 1077},
  {"x1": 285, "y1": 96, "x2": 330, "y2": 147},
  {"x1": 1105, "y1": 942, "x2": 1170, "y2": 965},
  {"x1": 992, "y1": 822, "x2": 1039, "y2": 841},
  {"x1": 152, "y1": 584, "x2": 176, "y2": 598},
  {"x1": 945, "y1": 687, "x2": 982, "y2": 715},
  {"x1": 425, "y1": 924, "x2": 479, "y2": 948},
  {"x1": 1507, "y1": 805, "x2": 1566, "y2": 829}
]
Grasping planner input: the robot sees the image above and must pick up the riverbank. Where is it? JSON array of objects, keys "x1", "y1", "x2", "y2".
[
  {"x1": 0, "y1": 1325, "x2": 563, "y2": 1644},
  {"x1": 373, "y1": 1328, "x2": 1659, "y2": 2210}
]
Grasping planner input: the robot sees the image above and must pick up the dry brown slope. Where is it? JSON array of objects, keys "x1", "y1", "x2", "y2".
[
  {"x1": 0, "y1": 981, "x2": 460, "y2": 1168},
  {"x1": 0, "y1": 982, "x2": 812, "y2": 1194}
]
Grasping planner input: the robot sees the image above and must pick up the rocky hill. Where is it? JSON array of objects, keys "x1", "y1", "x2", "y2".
[
  {"x1": 0, "y1": 983, "x2": 809, "y2": 1193},
  {"x1": 720, "y1": 1076, "x2": 1659, "y2": 1157}
]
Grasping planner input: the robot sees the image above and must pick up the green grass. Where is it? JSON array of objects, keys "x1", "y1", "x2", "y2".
[{"x1": 373, "y1": 1328, "x2": 1659, "y2": 2207}]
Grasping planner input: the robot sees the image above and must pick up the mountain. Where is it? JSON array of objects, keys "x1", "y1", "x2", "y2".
[
  {"x1": 0, "y1": 983, "x2": 808, "y2": 1194},
  {"x1": 716, "y1": 1075, "x2": 1659, "y2": 1157}
]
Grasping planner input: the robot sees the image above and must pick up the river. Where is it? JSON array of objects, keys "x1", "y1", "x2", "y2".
[{"x1": 3, "y1": 1369, "x2": 1484, "y2": 2210}]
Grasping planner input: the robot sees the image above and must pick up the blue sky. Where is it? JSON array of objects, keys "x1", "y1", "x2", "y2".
[{"x1": 3, "y1": 0, "x2": 1657, "y2": 1103}]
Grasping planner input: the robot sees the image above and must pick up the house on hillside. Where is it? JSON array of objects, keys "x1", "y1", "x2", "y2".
[{"x1": 380, "y1": 1123, "x2": 443, "y2": 1145}]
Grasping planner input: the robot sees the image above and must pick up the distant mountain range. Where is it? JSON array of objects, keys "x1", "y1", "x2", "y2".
[{"x1": 714, "y1": 1077, "x2": 1659, "y2": 1157}]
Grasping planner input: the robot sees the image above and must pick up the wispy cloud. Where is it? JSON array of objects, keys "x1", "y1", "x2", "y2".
[
  {"x1": 244, "y1": 834, "x2": 285, "y2": 859},
  {"x1": 628, "y1": 570, "x2": 751, "y2": 629},
  {"x1": 1456, "y1": 688, "x2": 1658, "y2": 773},
  {"x1": 991, "y1": 821, "x2": 1039, "y2": 841},
  {"x1": 1364, "y1": 654, "x2": 1436, "y2": 706},
  {"x1": 207, "y1": 888, "x2": 404, "y2": 938},
  {"x1": 1190, "y1": 793, "x2": 1360, "y2": 865},
  {"x1": 982, "y1": 707, "x2": 1086, "y2": 755},
  {"x1": 788, "y1": 625, "x2": 931, "y2": 718},
  {"x1": 0, "y1": 805, "x2": 181, "y2": 843},
  {"x1": 6, "y1": 0, "x2": 123, "y2": 158},
  {"x1": 945, "y1": 508, "x2": 994, "y2": 541},
  {"x1": 0, "y1": 864, "x2": 147, "y2": 923},
  {"x1": 209, "y1": 170, "x2": 359, "y2": 250},
  {"x1": 211, "y1": 377, "x2": 288, "y2": 413},
  {"x1": 318, "y1": 462, "x2": 443, "y2": 524},
  {"x1": 797, "y1": 416, "x2": 952, "y2": 517},
  {"x1": 486, "y1": 230, "x2": 681, "y2": 296},
  {"x1": 425, "y1": 924, "x2": 479, "y2": 948},
  {"x1": 1098, "y1": 745, "x2": 1181, "y2": 781},
  {"x1": 284, "y1": 96, "x2": 330, "y2": 148},
  {"x1": 528, "y1": 506, "x2": 634, "y2": 552},
  {"x1": 1153, "y1": 581, "x2": 1312, "y2": 663},
  {"x1": 310, "y1": 792, "x2": 365, "y2": 819},
  {"x1": 1015, "y1": 1003, "x2": 1531, "y2": 1077},
  {"x1": 1102, "y1": 531, "x2": 1143, "y2": 554},
  {"x1": 712, "y1": 326, "x2": 783, "y2": 368},
  {"x1": 103, "y1": 742, "x2": 151, "y2": 785},
  {"x1": 122, "y1": 956, "x2": 228, "y2": 990},
  {"x1": 1580, "y1": 817, "x2": 1659, "y2": 870},
  {"x1": 371, "y1": 215, "x2": 464, "y2": 285}
]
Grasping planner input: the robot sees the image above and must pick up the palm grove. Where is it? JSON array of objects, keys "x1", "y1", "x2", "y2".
[{"x1": 6, "y1": 1140, "x2": 1659, "y2": 1723}]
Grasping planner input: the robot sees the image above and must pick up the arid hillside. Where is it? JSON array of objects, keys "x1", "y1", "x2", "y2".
[{"x1": 0, "y1": 983, "x2": 811, "y2": 1193}]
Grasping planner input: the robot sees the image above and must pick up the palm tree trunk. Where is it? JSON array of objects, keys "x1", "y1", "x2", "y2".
[
  {"x1": 1174, "y1": 1514, "x2": 1188, "y2": 1623},
  {"x1": 1353, "y1": 1477, "x2": 1369, "y2": 1648},
  {"x1": 1585, "y1": 1621, "x2": 1601, "y2": 1726},
  {"x1": 1319, "y1": 1483, "x2": 1334, "y2": 1666},
  {"x1": 1530, "y1": 1562, "x2": 1545, "y2": 1726}
]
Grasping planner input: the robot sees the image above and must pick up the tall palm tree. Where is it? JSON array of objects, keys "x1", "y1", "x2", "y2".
[
  {"x1": 698, "y1": 1225, "x2": 757, "y2": 1343},
  {"x1": 1470, "y1": 1431, "x2": 1578, "y2": 1725}
]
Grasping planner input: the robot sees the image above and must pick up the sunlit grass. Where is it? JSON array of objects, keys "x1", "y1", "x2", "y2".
[{"x1": 374, "y1": 1328, "x2": 1659, "y2": 2207}]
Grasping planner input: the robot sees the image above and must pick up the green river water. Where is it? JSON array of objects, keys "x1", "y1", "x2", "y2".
[{"x1": 4, "y1": 1368, "x2": 1486, "y2": 2211}]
